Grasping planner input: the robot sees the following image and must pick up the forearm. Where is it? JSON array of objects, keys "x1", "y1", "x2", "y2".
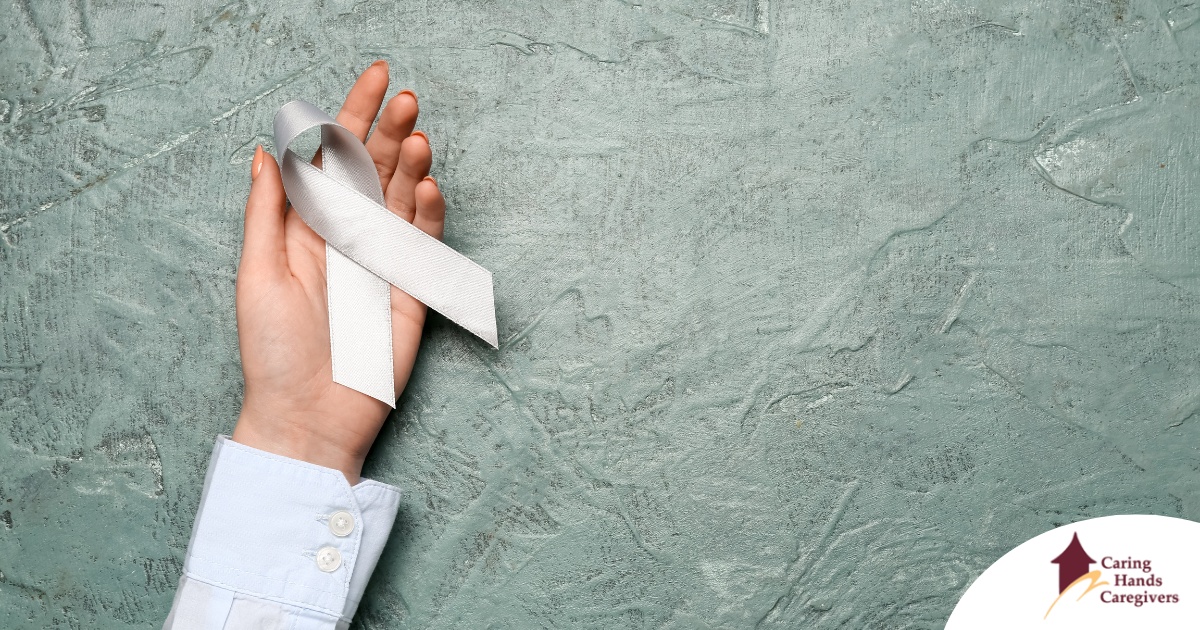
[{"x1": 164, "y1": 436, "x2": 400, "y2": 629}]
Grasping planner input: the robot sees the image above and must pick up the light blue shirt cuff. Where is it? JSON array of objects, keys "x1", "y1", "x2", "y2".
[{"x1": 179, "y1": 435, "x2": 401, "y2": 624}]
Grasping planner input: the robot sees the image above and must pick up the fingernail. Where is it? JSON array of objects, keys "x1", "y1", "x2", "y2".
[
  {"x1": 251, "y1": 145, "x2": 263, "y2": 180},
  {"x1": 423, "y1": 175, "x2": 437, "y2": 186},
  {"x1": 370, "y1": 59, "x2": 387, "y2": 70},
  {"x1": 411, "y1": 130, "x2": 428, "y2": 143},
  {"x1": 399, "y1": 89, "x2": 417, "y2": 102}
]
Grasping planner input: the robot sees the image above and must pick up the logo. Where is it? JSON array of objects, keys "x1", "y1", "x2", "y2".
[
  {"x1": 947, "y1": 515, "x2": 1200, "y2": 629},
  {"x1": 1044, "y1": 531, "x2": 1179, "y2": 618}
]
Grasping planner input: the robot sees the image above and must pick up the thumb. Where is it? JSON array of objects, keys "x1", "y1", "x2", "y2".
[{"x1": 240, "y1": 146, "x2": 288, "y2": 279}]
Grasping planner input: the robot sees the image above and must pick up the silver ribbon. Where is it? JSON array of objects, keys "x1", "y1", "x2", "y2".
[{"x1": 273, "y1": 100, "x2": 497, "y2": 407}]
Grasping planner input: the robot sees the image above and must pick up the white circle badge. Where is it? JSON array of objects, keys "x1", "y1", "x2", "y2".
[{"x1": 948, "y1": 515, "x2": 1200, "y2": 629}]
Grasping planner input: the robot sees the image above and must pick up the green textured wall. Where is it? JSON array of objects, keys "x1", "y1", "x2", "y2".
[{"x1": 3, "y1": 0, "x2": 1199, "y2": 627}]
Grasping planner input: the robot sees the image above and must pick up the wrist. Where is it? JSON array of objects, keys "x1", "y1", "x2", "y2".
[{"x1": 232, "y1": 406, "x2": 367, "y2": 484}]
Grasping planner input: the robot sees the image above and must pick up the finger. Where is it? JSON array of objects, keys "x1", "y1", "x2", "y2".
[
  {"x1": 312, "y1": 60, "x2": 390, "y2": 169},
  {"x1": 336, "y1": 60, "x2": 390, "y2": 140},
  {"x1": 364, "y1": 90, "x2": 418, "y2": 190},
  {"x1": 413, "y1": 176, "x2": 446, "y2": 240},
  {"x1": 384, "y1": 131, "x2": 432, "y2": 223},
  {"x1": 240, "y1": 147, "x2": 289, "y2": 280}
]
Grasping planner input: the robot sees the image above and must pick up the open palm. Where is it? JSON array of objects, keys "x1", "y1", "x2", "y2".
[{"x1": 232, "y1": 61, "x2": 443, "y2": 483}]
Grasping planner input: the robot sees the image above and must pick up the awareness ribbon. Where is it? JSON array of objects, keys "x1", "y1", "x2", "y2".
[{"x1": 273, "y1": 99, "x2": 497, "y2": 407}]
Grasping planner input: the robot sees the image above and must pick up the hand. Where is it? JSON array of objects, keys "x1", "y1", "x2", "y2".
[{"x1": 231, "y1": 61, "x2": 444, "y2": 484}]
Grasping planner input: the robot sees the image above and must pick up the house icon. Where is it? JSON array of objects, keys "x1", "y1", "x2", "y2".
[{"x1": 1051, "y1": 532, "x2": 1096, "y2": 593}]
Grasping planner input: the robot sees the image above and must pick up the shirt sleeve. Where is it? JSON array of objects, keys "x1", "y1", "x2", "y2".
[{"x1": 163, "y1": 435, "x2": 401, "y2": 630}]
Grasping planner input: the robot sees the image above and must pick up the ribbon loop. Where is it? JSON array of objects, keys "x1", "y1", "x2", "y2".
[{"x1": 273, "y1": 99, "x2": 497, "y2": 406}]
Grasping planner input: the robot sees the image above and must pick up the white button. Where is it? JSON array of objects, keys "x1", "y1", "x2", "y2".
[
  {"x1": 316, "y1": 546, "x2": 342, "y2": 572},
  {"x1": 329, "y1": 511, "x2": 355, "y2": 537}
]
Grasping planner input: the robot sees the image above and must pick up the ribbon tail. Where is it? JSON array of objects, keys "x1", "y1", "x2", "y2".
[{"x1": 327, "y1": 243, "x2": 396, "y2": 406}]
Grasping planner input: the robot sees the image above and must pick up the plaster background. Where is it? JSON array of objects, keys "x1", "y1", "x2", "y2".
[{"x1": 2, "y1": 0, "x2": 1199, "y2": 627}]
